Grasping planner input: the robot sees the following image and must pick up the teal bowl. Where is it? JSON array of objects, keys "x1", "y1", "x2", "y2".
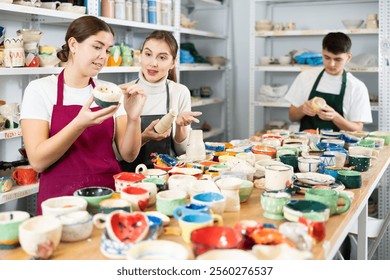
[
  {"x1": 74, "y1": 186, "x2": 114, "y2": 214},
  {"x1": 336, "y1": 170, "x2": 362, "y2": 189}
]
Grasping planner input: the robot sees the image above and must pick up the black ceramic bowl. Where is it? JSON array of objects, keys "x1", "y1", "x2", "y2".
[{"x1": 73, "y1": 186, "x2": 114, "y2": 214}]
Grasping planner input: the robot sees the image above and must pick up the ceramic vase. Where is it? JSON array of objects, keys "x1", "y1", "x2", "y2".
[
  {"x1": 186, "y1": 129, "x2": 206, "y2": 161},
  {"x1": 154, "y1": 109, "x2": 177, "y2": 134}
]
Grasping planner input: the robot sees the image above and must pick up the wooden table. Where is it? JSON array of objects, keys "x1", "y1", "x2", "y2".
[{"x1": 2, "y1": 147, "x2": 390, "y2": 260}]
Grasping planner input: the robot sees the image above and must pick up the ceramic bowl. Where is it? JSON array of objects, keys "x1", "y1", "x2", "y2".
[
  {"x1": 41, "y1": 195, "x2": 88, "y2": 217},
  {"x1": 251, "y1": 145, "x2": 277, "y2": 158},
  {"x1": 342, "y1": 19, "x2": 364, "y2": 29},
  {"x1": 100, "y1": 229, "x2": 133, "y2": 259},
  {"x1": 57, "y1": 210, "x2": 93, "y2": 242},
  {"x1": 126, "y1": 240, "x2": 190, "y2": 260},
  {"x1": 0, "y1": 211, "x2": 30, "y2": 249},
  {"x1": 239, "y1": 180, "x2": 254, "y2": 203},
  {"x1": 337, "y1": 170, "x2": 362, "y2": 189},
  {"x1": 206, "y1": 56, "x2": 226, "y2": 67},
  {"x1": 261, "y1": 191, "x2": 291, "y2": 220},
  {"x1": 19, "y1": 215, "x2": 62, "y2": 259},
  {"x1": 191, "y1": 192, "x2": 226, "y2": 215},
  {"x1": 283, "y1": 200, "x2": 330, "y2": 222},
  {"x1": 73, "y1": 186, "x2": 114, "y2": 214},
  {"x1": 16, "y1": 29, "x2": 43, "y2": 43},
  {"x1": 196, "y1": 249, "x2": 257, "y2": 260},
  {"x1": 113, "y1": 172, "x2": 145, "y2": 192},
  {"x1": 38, "y1": 54, "x2": 60, "y2": 67},
  {"x1": 368, "y1": 131, "x2": 390, "y2": 145},
  {"x1": 191, "y1": 226, "x2": 244, "y2": 257}
]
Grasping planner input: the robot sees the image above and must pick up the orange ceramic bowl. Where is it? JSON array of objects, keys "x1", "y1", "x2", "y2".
[{"x1": 251, "y1": 145, "x2": 277, "y2": 158}]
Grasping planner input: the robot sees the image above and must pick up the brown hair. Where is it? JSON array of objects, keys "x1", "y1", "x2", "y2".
[
  {"x1": 57, "y1": 16, "x2": 114, "y2": 62},
  {"x1": 141, "y1": 30, "x2": 178, "y2": 82},
  {"x1": 322, "y1": 32, "x2": 352, "y2": 54}
]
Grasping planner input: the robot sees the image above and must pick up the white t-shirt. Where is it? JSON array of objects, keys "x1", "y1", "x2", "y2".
[
  {"x1": 20, "y1": 75, "x2": 126, "y2": 125},
  {"x1": 284, "y1": 67, "x2": 373, "y2": 123},
  {"x1": 123, "y1": 72, "x2": 192, "y2": 155}
]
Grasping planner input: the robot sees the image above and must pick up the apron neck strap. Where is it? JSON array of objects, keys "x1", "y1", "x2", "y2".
[{"x1": 57, "y1": 70, "x2": 95, "y2": 106}]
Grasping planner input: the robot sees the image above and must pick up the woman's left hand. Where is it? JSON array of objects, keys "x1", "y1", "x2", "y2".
[
  {"x1": 120, "y1": 84, "x2": 147, "y2": 120},
  {"x1": 176, "y1": 111, "x2": 202, "y2": 126}
]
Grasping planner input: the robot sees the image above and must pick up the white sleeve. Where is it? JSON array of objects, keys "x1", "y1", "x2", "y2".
[
  {"x1": 20, "y1": 80, "x2": 52, "y2": 122},
  {"x1": 284, "y1": 72, "x2": 311, "y2": 107},
  {"x1": 344, "y1": 82, "x2": 373, "y2": 123}
]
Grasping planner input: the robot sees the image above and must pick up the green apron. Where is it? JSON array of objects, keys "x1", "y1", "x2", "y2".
[{"x1": 299, "y1": 69, "x2": 346, "y2": 132}]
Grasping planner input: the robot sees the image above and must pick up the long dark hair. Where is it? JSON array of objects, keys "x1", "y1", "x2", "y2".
[
  {"x1": 141, "y1": 30, "x2": 178, "y2": 82},
  {"x1": 57, "y1": 16, "x2": 114, "y2": 62}
]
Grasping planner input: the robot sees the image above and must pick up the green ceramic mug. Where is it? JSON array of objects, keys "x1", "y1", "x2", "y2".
[{"x1": 305, "y1": 188, "x2": 351, "y2": 216}]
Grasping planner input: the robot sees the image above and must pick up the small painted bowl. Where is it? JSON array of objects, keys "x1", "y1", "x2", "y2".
[
  {"x1": 251, "y1": 145, "x2": 277, "y2": 158},
  {"x1": 0, "y1": 211, "x2": 30, "y2": 249},
  {"x1": 191, "y1": 226, "x2": 244, "y2": 257},
  {"x1": 113, "y1": 172, "x2": 145, "y2": 192},
  {"x1": 125, "y1": 240, "x2": 190, "y2": 260},
  {"x1": 73, "y1": 186, "x2": 114, "y2": 214},
  {"x1": 239, "y1": 180, "x2": 254, "y2": 203},
  {"x1": 41, "y1": 195, "x2": 88, "y2": 217},
  {"x1": 57, "y1": 210, "x2": 93, "y2": 242},
  {"x1": 337, "y1": 170, "x2": 362, "y2": 189},
  {"x1": 283, "y1": 200, "x2": 330, "y2": 222},
  {"x1": 261, "y1": 191, "x2": 291, "y2": 220}
]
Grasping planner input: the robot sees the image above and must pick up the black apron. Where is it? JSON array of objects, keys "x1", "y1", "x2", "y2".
[
  {"x1": 120, "y1": 80, "x2": 172, "y2": 171},
  {"x1": 300, "y1": 69, "x2": 347, "y2": 132}
]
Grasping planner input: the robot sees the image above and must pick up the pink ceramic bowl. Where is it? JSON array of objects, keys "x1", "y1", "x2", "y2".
[{"x1": 190, "y1": 226, "x2": 244, "y2": 257}]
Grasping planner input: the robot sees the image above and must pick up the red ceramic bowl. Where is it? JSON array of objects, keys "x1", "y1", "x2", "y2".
[
  {"x1": 190, "y1": 226, "x2": 243, "y2": 256},
  {"x1": 113, "y1": 172, "x2": 145, "y2": 192},
  {"x1": 153, "y1": 163, "x2": 173, "y2": 172},
  {"x1": 251, "y1": 145, "x2": 277, "y2": 158}
]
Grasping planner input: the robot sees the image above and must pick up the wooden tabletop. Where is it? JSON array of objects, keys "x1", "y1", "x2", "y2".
[{"x1": 2, "y1": 147, "x2": 390, "y2": 260}]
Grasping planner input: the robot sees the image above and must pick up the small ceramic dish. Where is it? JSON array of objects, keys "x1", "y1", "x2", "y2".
[
  {"x1": 41, "y1": 195, "x2": 88, "y2": 217},
  {"x1": 283, "y1": 200, "x2": 330, "y2": 222},
  {"x1": 251, "y1": 145, "x2": 277, "y2": 158},
  {"x1": 58, "y1": 210, "x2": 93, "y2": 242},
  {"x1": 205, "y1": 142, "x2": 226, "y2": 152},
  {"x1": 239, "y1": 180, "x2": 254, "y2": 203},
  {"x1": 294, "y1": 172, "x2": 335, "y2": 185}
]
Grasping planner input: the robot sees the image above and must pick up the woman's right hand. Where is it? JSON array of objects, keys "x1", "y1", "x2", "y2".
[
  {"x1": 142, "y1": 119, "x2": 172, "y2": 143},
  {"x1": 73, "y1": 96, "x2": 118, "y2": 130},
  {"x1": 302, "y1": 99, "x2": 316, "y2": 117}
]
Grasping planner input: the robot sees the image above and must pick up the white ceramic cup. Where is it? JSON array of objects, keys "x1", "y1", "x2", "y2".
[{"x1": 264, "y1": 164, "x2": 293, "y2": 191}]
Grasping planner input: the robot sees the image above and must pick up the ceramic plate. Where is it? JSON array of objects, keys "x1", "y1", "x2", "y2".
[
  {"x1": 293, "y1": 180, "x2": 345, "y2": 194},
  {"x1": 294, "y1": 172, "x2": 335, "y2": 185}
]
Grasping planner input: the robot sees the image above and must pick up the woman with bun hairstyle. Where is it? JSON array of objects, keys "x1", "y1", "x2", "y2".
[
  {"x1": 20, "y1": 16, "x2": 146, "y2": 214},
  {"x1": 120, "y1": 30, "x2": 201, "y2": 171}
]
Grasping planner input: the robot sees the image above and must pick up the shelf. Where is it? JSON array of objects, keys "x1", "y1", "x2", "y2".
[
  {"x1": 0, "y1": 183, "x2": 39, "y2": 205},
  {"x1": 256, "y1": 28, "x2": 378, "y2": 37},
  {"x1": 179, "y1": 63, "x2": 226, "y2": 71},
  {"x1": 180, "y1": 27, "x2": 226, "y2": 39},
  {"x1": 371, "y1": 103, "x2": 379, "y2": 111},
  {"x1": 254, "y1": 65, "x2": 378, "y2": 73},
  {"x1": 0, "y1": 3, "x2": 174, "y2": 31},
  {"x1": 191, "y1": 97, "x2": 224, "y2": 107},
  {"x1": 0, "y1": 66, "x2": 141, "y2": 76},
  {"x1": 252, "y1": 101, "x2": 290, "y2": 108},
  {"x1": 203, "y1": 128, "x2": 225, "y2": 139},
  {"x1": 0, "y1": 128, "x2": 22, "y2": 140}
]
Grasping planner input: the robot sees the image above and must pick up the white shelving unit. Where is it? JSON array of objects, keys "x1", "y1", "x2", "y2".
[
  {"x1": 0, "y1": 0, "x2": 232, "y2": 211},
  {"x1": 249, "y1": 0, "x2": 380, "y2": 136}
]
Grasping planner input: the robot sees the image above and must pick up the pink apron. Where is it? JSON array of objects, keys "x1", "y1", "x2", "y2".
[{"x1": 37, "y1": 70, "x2": 121, "y2": 214}]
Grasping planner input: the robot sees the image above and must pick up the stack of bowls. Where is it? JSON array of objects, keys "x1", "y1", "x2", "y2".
[{"x1": 256, "y1": 20, "x2": 273, "y2": 31}]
